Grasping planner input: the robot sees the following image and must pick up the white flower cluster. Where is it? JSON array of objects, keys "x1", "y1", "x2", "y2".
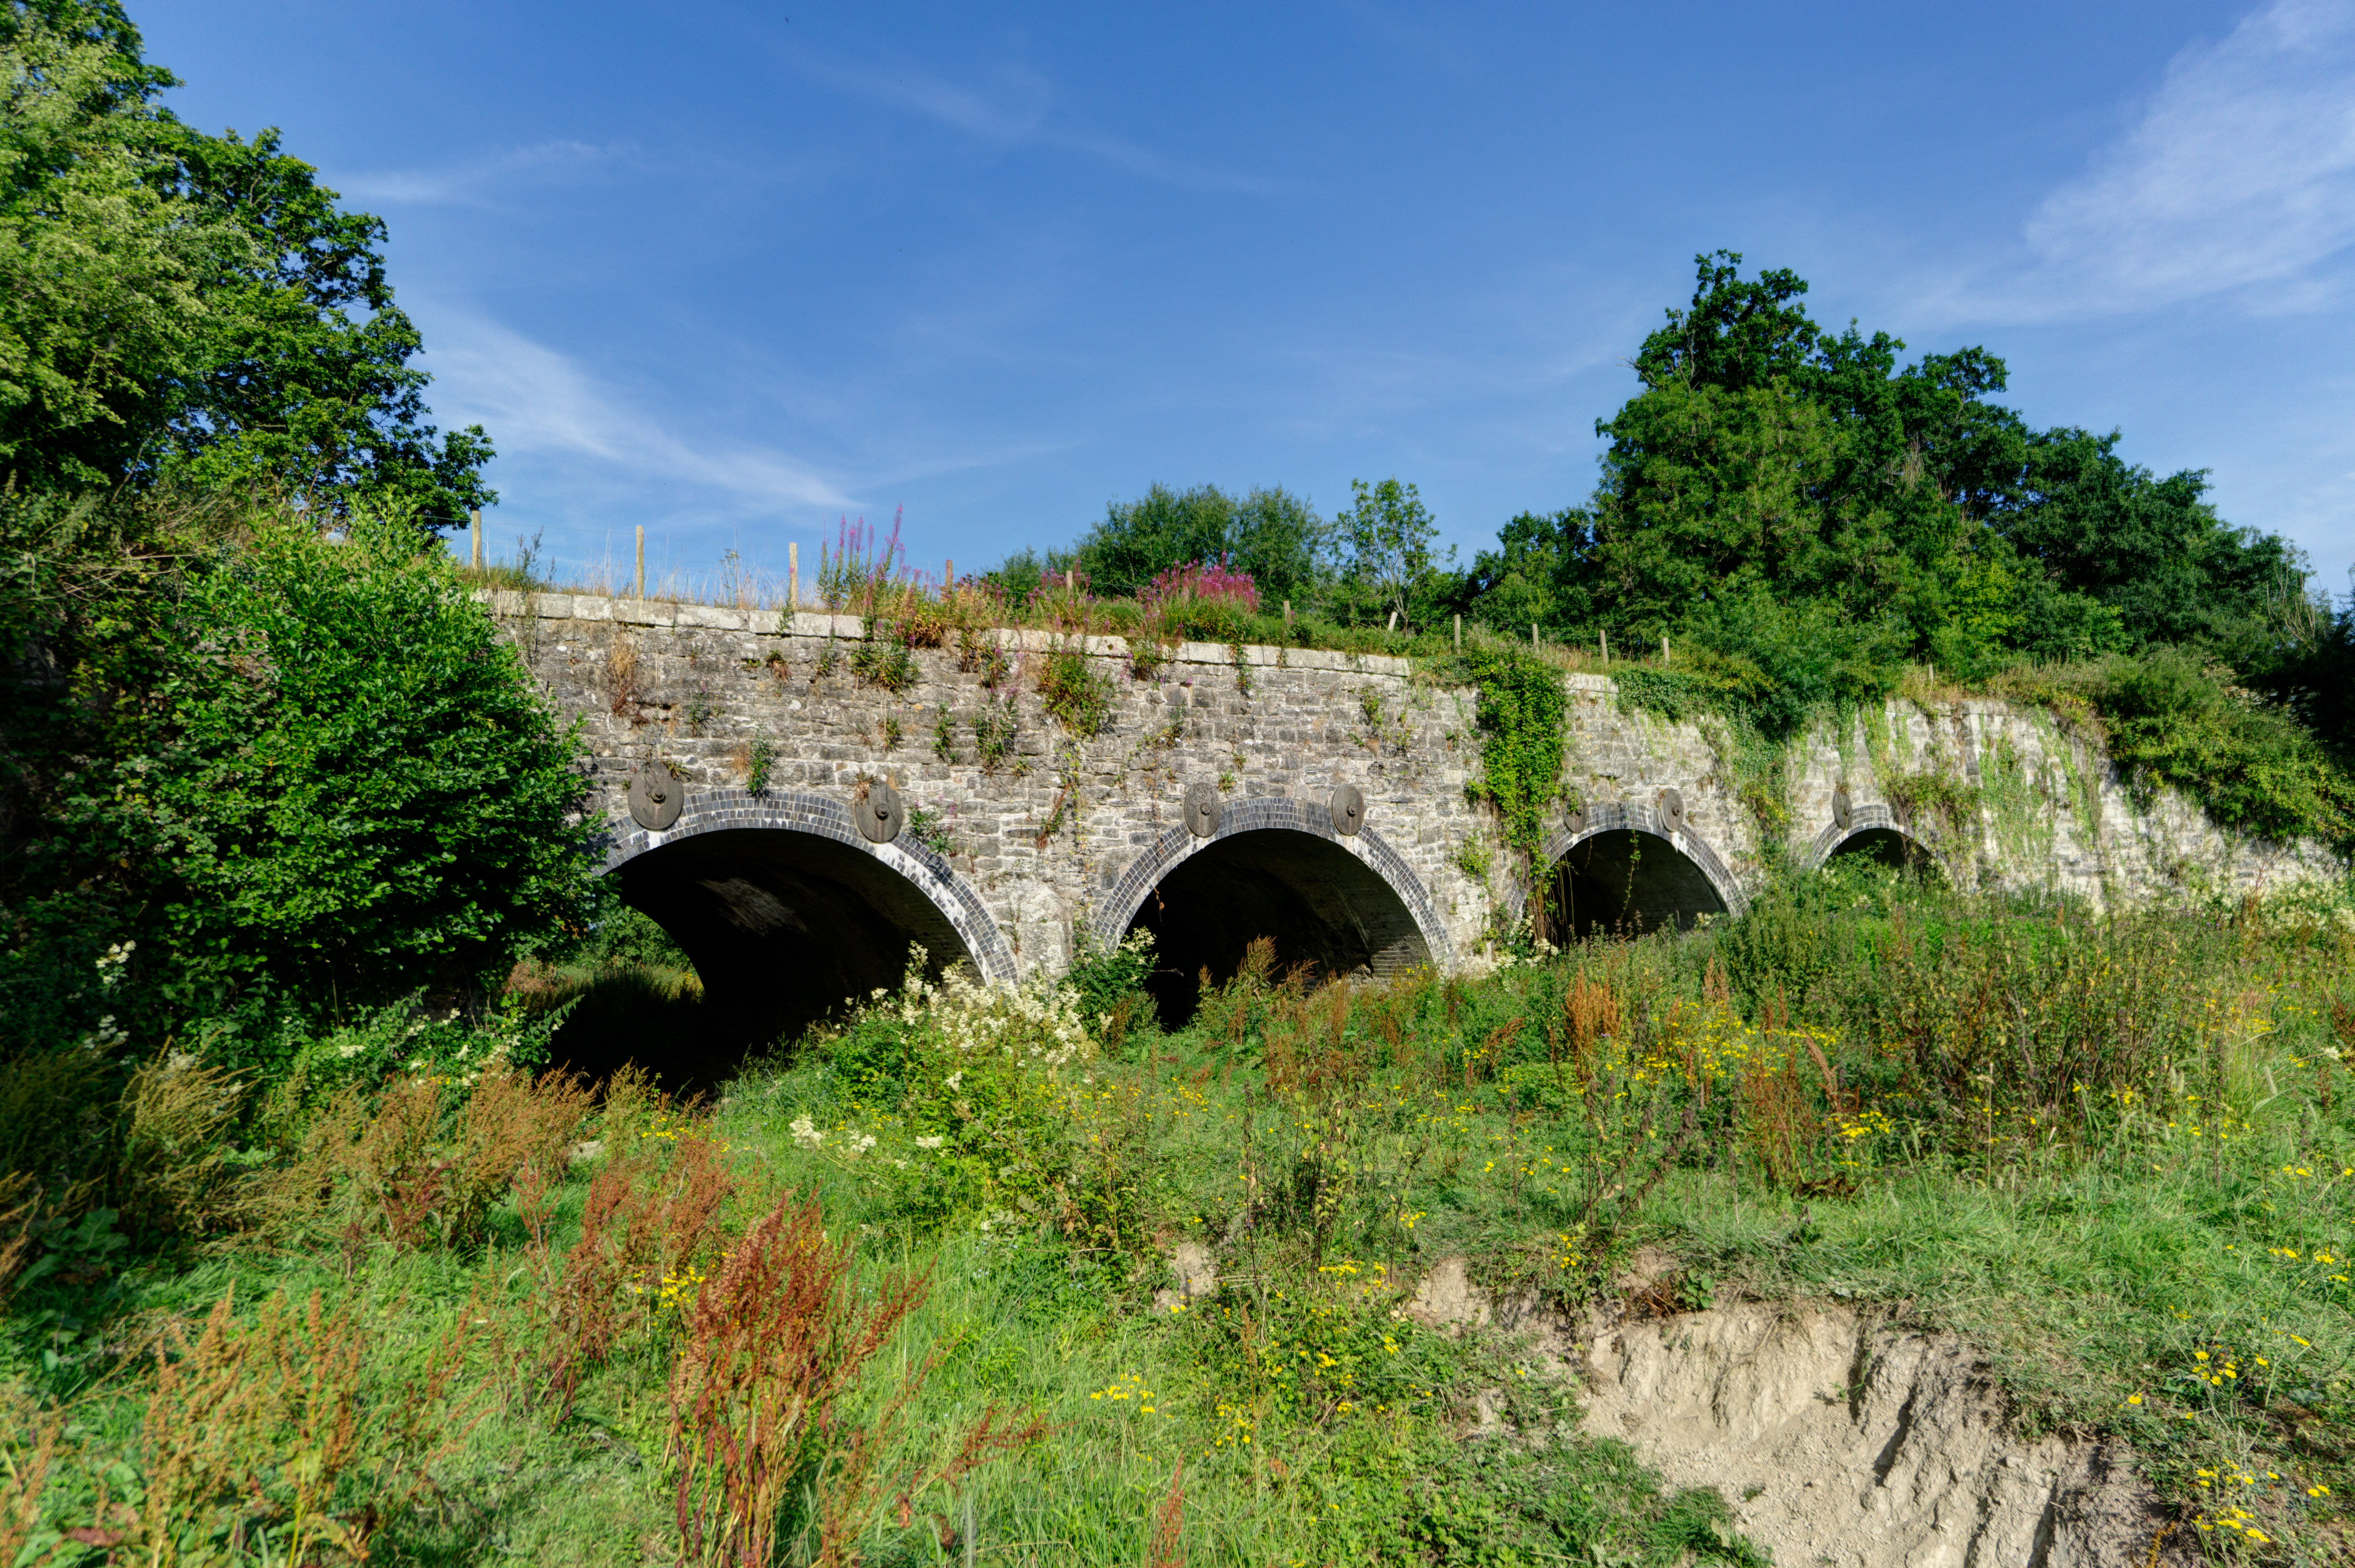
[
  {"x1": 890, "y1": 949, "x2": 1096, "y2": 1071},
  {"x1": 2243, "y1": 879, "x2": 2355, "y2": 934},
  {"x1": 95, "y1": 940, "x2": 135, "y2": 991},
  {"x1": 789, "y1": 1114, "x2": 877, "y2": 1158}
]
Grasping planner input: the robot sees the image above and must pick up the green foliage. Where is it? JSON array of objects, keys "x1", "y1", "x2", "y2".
[
  {"x1": 1073, "y1": 482, "x2": 1326, "y2": 601},
  {"x1": 0, "y1": 1, "x2": 493, "y2": 523},
  {"x1": 1332, "y1": 476, "x2": 1454, "y2": 630},
  {"x1": 849, "y1": 631, "x2": 917, "y2": 693},
  {"x1": 144, "y1": 516, "x2": 589, "y2": 1005},
  {"x1": 1064, "y1": 926, "x2": 1155, "y2": 1037},
  {"x1": 15, "y1": 873, "x2": 2355, "y2": 1564},
  {"x1": 1441, "y1": 250, "x2": 2354, "y2": 837},
  {"x1": 1461, "y1": 254, "x2": 2300, "y2": 675},
  {"x1": 744, "y1": 734, "x2": 774, "y2": 795},
  {"x1": 1448, "y1": 641, "x2": 1568, "y2": 881},
  {"x1": 972, "y1": 695, "x2": 1018, "y2": 771},
  {"x1": 814, "y1": 963, "x2": 1102, "y2": 1233},
  {"x1": 1038, "y1": 644, "x2": 1114, "y2": 736},
  {"x1": 980, "y1": 544, "x2": 1057, "y2": 608},
  {"x1": 1999, "y1": 426, "x2": 2303, "y2": 664},
  {"x1": 2011, "y1": 652, "x2": 2355, "y2": 847},
  {"x1": 905, "y1": 800, "x2": 950, "y2": 855},
  {"x1": 0, "y1": 498, "x2": 594, "y2": 1062}
]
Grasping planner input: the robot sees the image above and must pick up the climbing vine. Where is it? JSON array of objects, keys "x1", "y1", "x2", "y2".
[
  {"x1": 1445, "y1": 644, "x2": 1571, "y2": 888},
  {"x1": 1612, "y1": 666, "x2": 1803, "y2": 849}
]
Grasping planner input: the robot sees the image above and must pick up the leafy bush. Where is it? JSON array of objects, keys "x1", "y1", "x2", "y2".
[
  {"x1": 2004, "y1": 652, "x2": 2355, "y2": 848},
  {"x1": 1072, "y1": 483, "x2": 1325, "y2": 601},
  {"x1": 814, "y1": 958, "x2": 1102, "y2": 1231},
  {"x1": 1066, "y1": 927, "x2": 1157, "y2": 1055},
  {"x1": 849, "y1": 632, "x2": 918, "y2": 692},
  {"x1": 0, "y1": 505, "x2": 595, "y2": 1067}
]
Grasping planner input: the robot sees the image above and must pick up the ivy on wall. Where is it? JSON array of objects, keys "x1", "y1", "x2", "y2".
[
  {"x1": 1612, "y1": 666, "x2": 1799, "y2": 848},
  {"x1": 1444, "y1": 645, "x2": 1571, "y2": 895}
]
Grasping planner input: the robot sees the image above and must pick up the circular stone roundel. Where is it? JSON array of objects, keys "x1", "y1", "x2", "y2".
[
  {"x1": 1656, "y1": 786, "x2": 1686, "y2": 832},
  {"x1": 1832, "y1": 786, "x2": 1854, "y2": 832},
  {"x1": 628, "y1": 762, "x2": 684, "y2": 831},
  {"x1": 854, "y1": 780, "x2": 904, "y2": 843},
  {"x1": 1329, "y1": 782, "x2": 1366, "y2": 835},
  {"x1": 1183, "y1": 782, "x2": 1222, "y2": 838}
]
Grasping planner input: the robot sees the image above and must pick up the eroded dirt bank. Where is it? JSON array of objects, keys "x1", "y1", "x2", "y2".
[
  {"x1": 1388, "y1": 1256, "x2": 2184, "y2": 1568},
  {"x1": 1576, "y1": 1303, "x2": 2172, "y2": 1568}
]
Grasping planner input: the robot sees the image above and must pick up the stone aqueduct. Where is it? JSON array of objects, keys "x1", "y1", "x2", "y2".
[{"x1": 487, "y1": 592, "x2": 2338, "y2": 1040}]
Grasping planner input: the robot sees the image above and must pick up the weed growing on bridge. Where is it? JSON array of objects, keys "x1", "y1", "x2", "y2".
[
  {"x1": 904, "y1": 802, "x2": 951, "y2": 855},
  {"x1": 971, "y1": 697, "x2": 1018, "y2": 773},
  {"x1": 849, "y1": 634, "x2": 918, "y2": 695},
  {"x1": 1447, "y1": 641, "x2": 1572, "y2": 914},
  {"x1": 1038, "y1": 644, "x2": 1115, "y2": 737}
]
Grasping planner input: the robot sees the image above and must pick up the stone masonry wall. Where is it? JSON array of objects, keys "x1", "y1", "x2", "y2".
[{"x1": 486, "y1": 591, "x2": 2346, "y2": 978}]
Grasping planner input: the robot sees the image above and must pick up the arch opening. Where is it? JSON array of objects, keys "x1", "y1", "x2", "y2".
[
  {"x1": 1122, "y1": 828, "x2": 1431, "y2": 1027},
  {"x1": 1822, "y1": 826, "x2": 1942, "y2": 878},
  {"x1": 563, "y1": 827, "x2": 981, "y2": 1087},
  {"x1": 1541, "y1": 829, "x2": 1732, "y2": 939}
]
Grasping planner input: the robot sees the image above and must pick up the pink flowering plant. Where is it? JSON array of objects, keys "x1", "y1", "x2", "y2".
[{"x1": 1143, "y1": 557, "x2": 1261, "y2": 642}]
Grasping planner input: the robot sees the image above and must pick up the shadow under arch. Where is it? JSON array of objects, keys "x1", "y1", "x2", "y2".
[
  {"x1": 1511, "y1": 801, "x2": 1748, "y2": 939},
  {"x1": 1800, "y1": 803, "x2": 1944, "y2": 877},
  {"x1": 1093, "y1": 797, "x2": 1454, "y2": 1027},
  {"x1": 591, "y1": 788, "x2": 1017, "y2": 1079}
]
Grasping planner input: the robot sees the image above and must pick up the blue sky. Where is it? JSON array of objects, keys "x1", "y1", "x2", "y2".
[{"x1": 141, "y1": 0, "x2": 2355, "y2": 595}]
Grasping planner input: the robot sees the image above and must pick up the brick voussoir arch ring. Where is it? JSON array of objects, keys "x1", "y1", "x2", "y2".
[
  {"x1": 1501, "y1": 799, "x2": 1750, "y2": 922},
  {"x1": 599, "y1": 786, "x2": 1020, "y2": 985},
  {"x1": 1090, "y1": 795, "x2": 1458, "y2": 972},
  {"x1": 1799, "y1": 801, "x2": 1941, "y2": 874}
]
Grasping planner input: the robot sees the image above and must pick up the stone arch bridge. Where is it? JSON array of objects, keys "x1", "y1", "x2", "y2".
[{"x1": 488, "y1": 592, "x2": 2334, "y2": 1045}]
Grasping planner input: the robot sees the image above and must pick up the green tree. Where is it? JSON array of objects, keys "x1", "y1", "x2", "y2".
[
  {"x1": 1333, "y1": 476, "x2": 1452, "y2": 629},
  {"x1": 0, "y1": 0, "x2": 493, "y2": 526},
  {"x1": 1071, "y1": 482, "x2": 1326, "y2": 599},
  {"x1": 1996, "y1": 428, "x2": 2300, "y2": 662},
  {"x1": 1475, "y1": 251, "x2": 2308, "y2": 676},
  {"x1": 1457, "y1": 506, "x2": 1597, "y2": 637},
  {"x1": 0, "y1": 495, "x2": 592, "y2": 1053}
]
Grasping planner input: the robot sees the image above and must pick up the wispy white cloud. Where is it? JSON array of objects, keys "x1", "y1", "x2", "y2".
[
  {"x1": 423, "y1": 317, "x2": 855, "y2": 513},
  {"x1": 335, "y1": 139, "x2": 637, "y2": 207},
  {"x1": 1971, "y1": 0, "x2": 2355, "y2": 318},
  {"x1": 808, "y1": 57, "x2": 1053, "y2": 143},
  {"x1": 797, "y1": 53, "x2": 1282, "y2": 194}
]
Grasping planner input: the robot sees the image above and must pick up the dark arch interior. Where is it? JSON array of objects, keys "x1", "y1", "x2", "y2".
[
  {"x1": 1541, "y1": 829, "x2": 1730, "y2": 940},
  {"x1": 1824, "y1": 826, "x2": 1940, "y2": 876},
  {"x1": 1124, "y1": 830, "x2": 1431, "y2": 1027},
  {"x1": 559, "y1": 828, "x2": 977, "y2": 1087}
]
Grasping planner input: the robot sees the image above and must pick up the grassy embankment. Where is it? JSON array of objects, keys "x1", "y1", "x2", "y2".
[{"x1": 5, "y1": 870, "x2": 2355, "y2": 1565}]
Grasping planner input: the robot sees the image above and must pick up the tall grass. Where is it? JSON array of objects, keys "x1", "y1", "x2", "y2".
[{"x1": 6, "y1": 869, "x2": 2355, "y2": 1561}]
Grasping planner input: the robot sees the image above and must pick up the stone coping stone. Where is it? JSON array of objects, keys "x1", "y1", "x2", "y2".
[
  {"x1": 474, "y1": 590, "x2": 1636, "y2": 694},
  {"x1": 475, "y1": 590, "x2": 1430, "y2": 679}
]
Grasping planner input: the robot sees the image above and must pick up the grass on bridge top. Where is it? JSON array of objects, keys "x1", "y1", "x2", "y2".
[{"x1": 6, "y1": 866, "x2": 2355, "y2": 1564}]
